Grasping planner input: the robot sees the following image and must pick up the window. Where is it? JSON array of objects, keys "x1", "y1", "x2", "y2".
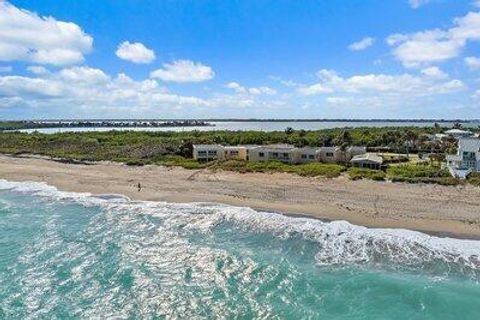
[
  {"x1": 198, "y1": 151, "x2": 207, "y2": 155},
  {"x1": 463, "y1": 152, "x2": 476, "y2": 161},
  {"x1": 309, "y1": 155, "x2": 315, "y2": 160},
  {"x1": 283, "y1": 153, "x2": 289, "y2": 158},
  {"x1": 326, "y1": 152, "x2": 334, "y2": 157},
  {"x1": 301, "y1": 154, "x2": 307, "y2": 159},
  {"x1": 272, "y1": 152, "x2": 279, "y2": 157},
  {"x1": 208, "y1": 150, "x2": 217, "y2": 155},
  {"x1": 259, "y1": 152, "x2": 265, "y2": 157}
]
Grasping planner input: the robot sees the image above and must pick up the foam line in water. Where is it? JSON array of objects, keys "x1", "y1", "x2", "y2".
[{"x1": 1, "y1": 179, "x2": 479, "y2": 274}]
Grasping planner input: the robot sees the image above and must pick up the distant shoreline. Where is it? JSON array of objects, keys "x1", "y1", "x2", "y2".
[
  {"x1": 3, "y1": 118, "x2": 480, "y2": 123},
  {"x1": 1, "y1": 154, "x2": 479, "y2": 240}
]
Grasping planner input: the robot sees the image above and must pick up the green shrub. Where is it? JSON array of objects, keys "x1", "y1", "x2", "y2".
[
  {"x1": 467, "y1": 172, "x2": 480, "y2": 186},
  {"x1": 386, "y1": 164, "x2": 450, "y2": 179},
  {"x1": 211, "y1": 160, "x2": 345, "y2": 178},
  {"x1": 348, "y1": 167, "x2": 386, "y2": 181}
]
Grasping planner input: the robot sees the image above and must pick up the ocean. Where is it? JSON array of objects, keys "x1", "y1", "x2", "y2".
[{"x1": 0, "y1": 180, "x2": 479, "y2": 319}]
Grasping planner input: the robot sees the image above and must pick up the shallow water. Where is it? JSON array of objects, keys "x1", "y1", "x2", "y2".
[{"x1": 0, "y1": 180, "x2": 479, "y2": 319}]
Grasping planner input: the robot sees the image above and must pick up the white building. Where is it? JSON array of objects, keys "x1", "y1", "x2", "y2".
[
  {"x1": 350, "y1": 153, "x2": 384, "y2": 170},
  {"x1": 193, "y1": 144, "x2": 368, "y2": 165},
  {"x1": 193, "y1": 144, "x2": 225, "y2": 161},
  {"x1": 249, "y1": 144, "x2": 298, "y2": 163},
  {"x1": 446, "y1": 137, "x2": 480, "y2": 179}
]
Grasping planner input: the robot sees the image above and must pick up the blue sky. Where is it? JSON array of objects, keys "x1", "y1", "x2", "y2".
[{"x1": 0, "y1": 0, "x2": 479, "y2": 119}]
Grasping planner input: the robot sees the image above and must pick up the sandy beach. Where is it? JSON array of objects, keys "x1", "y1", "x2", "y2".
[{"x1": 0, "y1": 154, "x2": 479, "y2": 239}]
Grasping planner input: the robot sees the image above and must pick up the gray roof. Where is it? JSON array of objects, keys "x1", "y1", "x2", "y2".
[
  {"x1": 350, "y1": 153, "x2": 383, "y2": 164},
  {"x1": 445, "y1": 129, "x2": 472, "y2": 135}
]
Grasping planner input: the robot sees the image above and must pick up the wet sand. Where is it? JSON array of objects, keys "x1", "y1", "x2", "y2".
[{"x1": 0, "y1": 155, "x2": 479, "y2": 239}]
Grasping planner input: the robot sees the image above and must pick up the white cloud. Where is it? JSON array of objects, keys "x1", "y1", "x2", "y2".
[
  {"x1": 464, "y1": 56, "x2": 480, "y2": 70},
  {"x1": 387, "y1": 11, "x2": 480, "y2": 67},
  {"x1": 0, "y1": 66, "x2": 12, "y2": 73},
  {"x1": 420, "y1": 66, "x2": 448, "y2": 79},
  {"x1": 0, "y1": 2, "x2": 93, "y2": 65},
  {"x1": 226, "y1": 82, "x2": 277, "y2": 95},
  {"x1": 26, "y1": 65, "x2": 49, "y2": 75},
  {"x1": 115, "y1": 41, "x2": 155, "y2": 64},
  {"x1": 348, "y1": 37, "x2": 375, "y2": 51},
  {"x1": 298, "y1": 69, "x2": 464, "y2": 96},
  {"x1": 409, "y1": 0, "x2": 430, "y2": 9},
  {"x1": 0, "y1": 66, "x2": 210, "y2": 112},
  {"x1": 150, "y1": 60, "x2": 214, "y2": 83}
]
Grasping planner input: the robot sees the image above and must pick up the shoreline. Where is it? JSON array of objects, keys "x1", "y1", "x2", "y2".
[{"x1": 0, "y1": 154, "x2": 479, "y2": 239}]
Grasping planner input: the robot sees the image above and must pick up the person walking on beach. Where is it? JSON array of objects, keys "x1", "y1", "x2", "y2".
[{"x1": 137, "y1": 182, "x2": 142, "y2": 192}]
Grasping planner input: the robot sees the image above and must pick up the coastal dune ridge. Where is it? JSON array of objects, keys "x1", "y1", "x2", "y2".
[{"x1": 1, "y1": 177, "x2": 480, "y2": 277}]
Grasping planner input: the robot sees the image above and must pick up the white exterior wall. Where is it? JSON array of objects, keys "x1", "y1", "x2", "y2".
[
  {"x1": 446, "y1": 138, "x2": 480, "y2": 178},
  {"x1": 193, "y1": 145, "x2": 225, "y2": 161},
  {"x1": 294, "y1": 148, "x2": 320, "y2": 163}
]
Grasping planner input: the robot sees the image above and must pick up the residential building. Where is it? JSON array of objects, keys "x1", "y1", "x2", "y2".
[
  {"x1": 249, "y1": 144, "x2": 297, "y2": 163},
  {"x1": 294, "y1": 147, "x2": 320, "y2": 163},
  {"x1": 446, "y1": 137, "x2": 480, "y2": 179},
  {"x1": 223, "y1": 146, "x2": 247, "y2": 160},
  {"x1": 350, "y1": 153, "x2": 384, "y2": 170},
  {"x1": 192, "y1": 144, "x2": 368, "y2": 165},
  {"x1": 193, "y1": 144, "x2": 225, "y2": 161}
]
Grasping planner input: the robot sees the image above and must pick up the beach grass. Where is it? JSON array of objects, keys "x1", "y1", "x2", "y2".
[
  {"x1": 210, "y1": 160, "x2": 346, "y2": 178},
  {"x1": 347, "y1": 167, "x2": 386, "y2": 181},
  {"x1": 386, "y1": 164, "x2": 459, "y2": 185}
]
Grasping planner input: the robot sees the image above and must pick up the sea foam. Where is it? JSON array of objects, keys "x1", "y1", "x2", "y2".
[{"x1": 0, "y1": 179, "x2": 479, "y2": 276}]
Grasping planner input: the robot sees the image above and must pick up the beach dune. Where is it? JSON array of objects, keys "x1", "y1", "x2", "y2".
[{"x1": 0, "y1": 155, "x2": 479, "y2": 239}]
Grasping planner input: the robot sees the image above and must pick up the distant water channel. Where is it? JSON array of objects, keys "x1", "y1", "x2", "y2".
[{"x1": 15, "y1": 120, "x2": 480, "y2": 133}]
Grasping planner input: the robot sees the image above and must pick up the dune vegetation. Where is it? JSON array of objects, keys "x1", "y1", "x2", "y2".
[{"x1": 0, "y1": 127, "x2": 473, "y2": 185}]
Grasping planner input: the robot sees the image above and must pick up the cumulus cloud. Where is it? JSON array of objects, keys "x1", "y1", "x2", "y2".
[
  {"x1": 420, "y1": 66, "x2": 448, "y2": 79},
  {"x1": 150, "y1": 60, "x2": 214, "y2": 83},
  {"x1": 409, "y1": 0, "x2": 430, "y2": 9},
  {"x1": 115, "y1": 41, "x2": 155, "y2": 64},
  {"x1": 0, "y1": 66, "x2": 210, "y2": 113},
  {"x1": 226, "y1": 82, "x2": 277, "y2": 95},
  {"x1": 348, "y1": 37, "x2": 375, "y2": 51},
  {"x1": 387, "y1": 11, "x2": 480, "y2": 67},
  {"x1": 298, "y1": 69, "x2": 464, "y2": 96},
  {"x1": 464, "y1": 56, "x2": 480, "y2": 70},
  {"x1": 0, "y1": 2, "x2": 93, "y2": 66}
]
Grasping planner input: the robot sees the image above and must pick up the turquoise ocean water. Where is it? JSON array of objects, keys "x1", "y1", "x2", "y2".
[{"x1": 0, "y1": 180, "x2": 479, "y2": 319}]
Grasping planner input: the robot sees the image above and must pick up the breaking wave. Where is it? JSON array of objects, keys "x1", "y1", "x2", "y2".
[{"x1": 1, "y1": 179, "x2": 479, "y2": 277}]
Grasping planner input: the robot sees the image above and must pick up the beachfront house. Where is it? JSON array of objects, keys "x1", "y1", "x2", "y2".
[
  {"x1": 223, "y1": 146, "x2": 247, "y2": 160},
  {"x1": 446, "y1": 137, "x2": 480, "y2": 179},
  {"x1": 192, "y1": 144, "x2": 369, "y2": 165},
  {"x1": 193, "y1": 144, "x2": 225, "y2": 161},
  {"x1": 294, "y1": 147, "x2": 320, "y2": 163},
  {"x1": 249, "y1": 144, "x2": 297, "y2": 163},
  {"x1": 317, "y1": 146, "x2": 367, "y2": 163},
  {"x1": 350, "y1": 153, "x2": 384, "y2": 170}
]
